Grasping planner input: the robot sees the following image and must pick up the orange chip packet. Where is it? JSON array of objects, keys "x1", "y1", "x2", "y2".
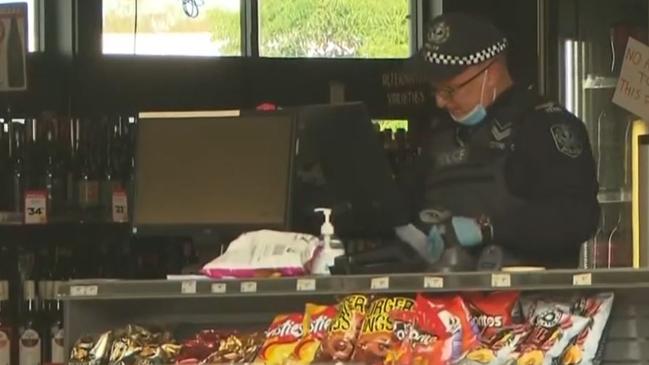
[
  {"x1": 353, "y1": 296, "x2": 416, "y2": 365},
  {"x1": 291, "y1": 304, "x2": 337, "y2": 364},
  {"x1": 256, "y1": 313, "x2": 304, "y2": 365},
  {"x1": 319, "y1": 294, "x2": 370, "y2": 361}
]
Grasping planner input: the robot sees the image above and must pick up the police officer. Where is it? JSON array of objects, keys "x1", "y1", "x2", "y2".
[{"x1": 396, "y1": 13, "x2": 600, "y2": 269}]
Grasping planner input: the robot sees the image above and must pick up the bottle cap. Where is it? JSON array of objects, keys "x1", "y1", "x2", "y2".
[
  {"x1": 38, "y1": 280, "x2": 51, "y2": 300},
  {"x1": 52, "y1": 281, "x2": 63, "y2": 299},
  {"x1": 23, "y1": 280, "x2": 36, "y2": 300},
  {"x1": 0, "y1": 281, "x2": 8, "y2": 301}
]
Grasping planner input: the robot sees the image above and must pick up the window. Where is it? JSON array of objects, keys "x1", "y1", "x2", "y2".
[
  {"x1": 0, "y1": 0, "x2": 36, "y2": 52},
  {"x1": 258, "y1": 0, "x2": 411, "y2": 58},
  {"x1": 102, "y1": 0, "x2": 241, "y2": 56}
]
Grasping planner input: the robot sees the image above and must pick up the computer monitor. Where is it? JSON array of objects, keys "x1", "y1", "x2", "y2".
[
  {"x1": 132, "y1": 111, "x2": 297, "y2": 238},
  {"x1": 292, "y1": 102, "x2": 410, "y2": 237}
]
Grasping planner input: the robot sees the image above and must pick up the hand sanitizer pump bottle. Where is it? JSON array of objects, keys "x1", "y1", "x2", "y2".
[{"x1": 311, "y1": 208, "x2": 345, "y2": 275}]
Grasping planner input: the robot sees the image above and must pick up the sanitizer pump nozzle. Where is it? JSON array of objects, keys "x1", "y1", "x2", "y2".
[
  {"x1": 314, "y1": 208, "x2": 334, "y2": 247},
  {"x1": 311, "y1": 208, "x2": 344, "y2": 275}
]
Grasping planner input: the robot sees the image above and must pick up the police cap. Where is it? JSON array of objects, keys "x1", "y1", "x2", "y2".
[{"x1": 409, "y1": 13, "x2": 508, "y2": 82}]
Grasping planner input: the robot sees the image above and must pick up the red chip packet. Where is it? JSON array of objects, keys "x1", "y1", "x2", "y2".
[
  {"x1": 388, "y1": 295, "x2": 454, "y2": 365},
  {"x1": 421, "y1": 294, "x2": 479, "y2": 361},
  {"x1": 464, "y1": 291, "x2": 520, "y2": 339}
]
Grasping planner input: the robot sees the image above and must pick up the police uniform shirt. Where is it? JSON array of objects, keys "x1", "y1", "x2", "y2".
[
  {"x1": 416, "y1": 85, "x2": 600, "y2": 267},
  {"x1": 405, "y1": 12, "x2": 600, "y2": 267}
]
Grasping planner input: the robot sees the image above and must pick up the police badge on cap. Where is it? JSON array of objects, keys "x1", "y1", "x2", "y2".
[{"x1": 408, "y1": 13, "x2": 509, "y2": 82}]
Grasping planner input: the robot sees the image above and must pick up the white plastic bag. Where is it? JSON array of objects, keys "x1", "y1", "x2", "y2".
[{"x1": 201, "y1": 230, "x2": 320, "y2": 278}]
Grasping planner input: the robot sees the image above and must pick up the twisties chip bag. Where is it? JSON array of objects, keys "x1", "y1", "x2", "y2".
[
  {"x1": 256, "y1": 313, "x2": 304, "y2": 365},
  {"x1": 291, "y1": 303, "x2": 337, "y2": 365}
]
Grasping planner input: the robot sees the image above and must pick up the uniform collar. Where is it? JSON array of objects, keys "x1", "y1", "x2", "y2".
[
  {"x1": 453, "y1": 84, "x2": 532, "y2": 144},
  {"x1": 487, "y1": 84, "x2": 530, "y2": 113}
]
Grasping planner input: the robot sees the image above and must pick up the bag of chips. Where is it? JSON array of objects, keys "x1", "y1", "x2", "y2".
[
  {"x1": 318, "y1": 294, "x2": 369, "y2": 362},
  {"x1": 422, "y1": 294, "x2": 479, "y2": 361},
  {"x1": 199, "y1": 332, "x2": 264, "y2": 364},
  {"x1": 512, "y1": 303, "x2": 589, "y2": 365},
  {"x1": 464, "y1": 292, "x2": 520, "y2": 339},
  {"x1": 388, "y1": 295, "x2": 455, "y2": 365},
  {"x1": 291, "y1": 304, "x2": 337, "y2": 365},
  {"x1": 462, "y1": 324, "x2": 530, "y2": 365},
  {"x1": 352, "y1": 296, "x2": 416, "y2": 365},
  {"x1": 560, "y1": 292, "x2": 614, "y2": 365},
  {"x1": 256, "y1": 313, "x2": 305, "y2": 365}
]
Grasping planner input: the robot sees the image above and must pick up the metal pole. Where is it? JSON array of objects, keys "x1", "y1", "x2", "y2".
[
  {"x1": 639, "y1": 134, "x2": 649, "y2": 267},
  {"x1": 537, "y1": 0, "x2": 547, "y2": 96},
  {"x1": 410, "y1": 0, "x2": 422, "y2": 54},
  {"x1": 431, "y1": 0, "x2": 443, "y2": 17},
  {"x1": 241, "y1": 0, "x2": 258, "y2": 57}
]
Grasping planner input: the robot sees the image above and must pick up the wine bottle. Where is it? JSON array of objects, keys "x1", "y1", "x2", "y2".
[
  {"x1": 77, "y1": 120, "x2": 99, "y2": 218},
  {"x1": 7, "y1": 17, "x2": 25, "y2": 88},
  {"x1": 42, "y1": 121, "x2": 64, "y2": 216},
  {"x1": 124, "y1": 118, "x2": 137, "y2": 219},
  {"x1": 36, "y1": 279, "x2": 51, "y2": 364},
  {"x1": 101, "y1": 119, "x2": 123, "y2": 218},
  {"x1": 10, "y1": 123, "x2": 25, "y2": 213},
  {"x1": 48, "y1": 282, "x2": 63, "y2": 365},
  {"x1": 0, "y1": 281, "x2": 13, "y2": 365},
  {"x1": 0, "y1": 120, "x2": 9, "y2": 210},
  {"x1": 18, "y1": 281, "x2": 40, "y2": 365}
]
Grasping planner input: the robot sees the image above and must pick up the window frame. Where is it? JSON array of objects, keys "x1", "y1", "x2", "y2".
[
  {"x1": 0, "y1": 0, "x2": 44, "y2": 52},
  {"x1": 100, "y1": 0, "x2": 421, "y2": 59}
]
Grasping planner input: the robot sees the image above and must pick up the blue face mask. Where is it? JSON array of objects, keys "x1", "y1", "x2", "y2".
[
  {"x1": 450, "y1": 69, "x2": 491, "y2": 126},
  {"x1": 451, "y1": 104, "x2": 487, "y2": 126}
]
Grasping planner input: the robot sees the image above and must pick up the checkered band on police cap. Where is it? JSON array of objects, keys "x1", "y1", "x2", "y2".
[{"x1": 424, "y1": 37, "x2": 508, "y2": 66}]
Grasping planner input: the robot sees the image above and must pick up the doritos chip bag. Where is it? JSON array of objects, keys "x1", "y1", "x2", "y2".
[
  {"x1": 422, "y1": 294, "x2": 479, "y2": 361},
  {"x1": 464, "y1": 292, "x2": 520, "y2": 339},
  {"x1": 319, "y1": 294, "x2": 369, "y2": 361},
  {"x1": 388, "y1": 296, "x2": 454, "y2": 365},
  {"x1": 256, "y1": 313, "x2": 304, "y2": 365},
  {"x1": 353, "y1": 296, "x2": 416, "y2": 365},
  {"x1": 291, "y1": 304, "x2": 337, "y2": 365}
]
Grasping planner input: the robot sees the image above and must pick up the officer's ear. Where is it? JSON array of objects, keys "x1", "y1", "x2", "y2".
[{"x1": 490, "y1": 55, "x2": 512, "y2": 84}]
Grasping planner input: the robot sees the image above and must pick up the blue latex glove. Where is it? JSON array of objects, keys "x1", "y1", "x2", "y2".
[
  {"x1": 395, "y1": 224, "x2": 441, "y2": 264},
  {"x1": 450, "y1": 216, "x2": 483, "y2": 247},
  {"x1": 426, "y1": 225, "x2": 446, "y2": 261}
]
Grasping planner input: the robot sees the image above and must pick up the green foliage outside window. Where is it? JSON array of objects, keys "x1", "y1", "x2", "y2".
[
  {"x1": 256, "y1": 0, "x2": 410, "y2": 58},
  {"x1": 103, "y1": 0, "x2": 410, "y2": 58}
]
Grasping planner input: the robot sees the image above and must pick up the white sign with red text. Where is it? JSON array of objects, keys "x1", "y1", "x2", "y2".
[{"x1": 613, "y1": 37, "x2": 649, "y2": 122}]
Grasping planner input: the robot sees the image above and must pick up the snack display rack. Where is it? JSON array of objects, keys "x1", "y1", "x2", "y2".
[{"x1": 60, "y1": 268, "x2": 649, "y2": 364}]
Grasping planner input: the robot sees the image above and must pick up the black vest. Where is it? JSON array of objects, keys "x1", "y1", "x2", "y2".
[{"x1": 419, "y1": 89, "x2": 537, "y2": 228}]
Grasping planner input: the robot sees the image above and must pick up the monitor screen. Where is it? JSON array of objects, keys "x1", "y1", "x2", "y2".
[{"x1": 133, "y1": 111, "x2": 296, "y2": 235}]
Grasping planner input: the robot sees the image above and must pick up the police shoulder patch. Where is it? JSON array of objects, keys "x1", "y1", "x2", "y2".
[
  {"x1": 535, "y1": 101, "x2": 563, "y2": 113},
  {"x1": 550, "y1": 124, "x2": 583, "y2": 158}
]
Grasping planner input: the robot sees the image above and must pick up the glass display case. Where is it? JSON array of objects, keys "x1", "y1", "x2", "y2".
[{"x1": 553, "y1": 0, "x2": 648, "y2": 268}]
